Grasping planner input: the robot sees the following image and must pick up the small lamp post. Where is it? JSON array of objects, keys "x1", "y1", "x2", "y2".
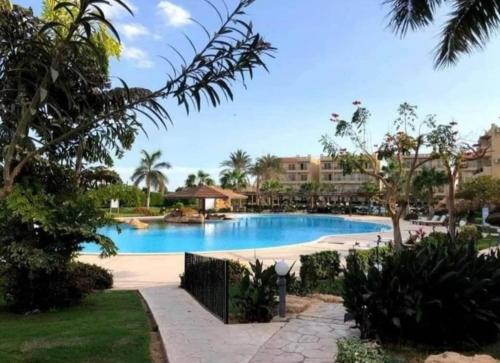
[{"x1": 275, "y1": 260, "x2": 289, "y2": 318}]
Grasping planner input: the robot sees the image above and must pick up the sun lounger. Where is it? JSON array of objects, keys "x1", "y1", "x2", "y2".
[
  {"x1": 421, "y1": 215, "x2": 447, "y2": 226},
  {"x1": 412, "y1": 215, "x2": 438, "y2": 225}
]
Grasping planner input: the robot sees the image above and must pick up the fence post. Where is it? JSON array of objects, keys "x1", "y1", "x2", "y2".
[{"x1": 224, "y1": 259, "x2": 229, "y2": 324}]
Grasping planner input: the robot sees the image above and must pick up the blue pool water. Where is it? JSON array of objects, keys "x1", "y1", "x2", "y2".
[{"x1": 83, "y1": 214, "x2": 390, "y2": 254}]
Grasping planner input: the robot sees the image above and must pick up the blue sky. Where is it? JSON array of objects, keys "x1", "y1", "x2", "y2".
[{"x1": 21, "y1": 0, "x2": 500, "y2": 189}]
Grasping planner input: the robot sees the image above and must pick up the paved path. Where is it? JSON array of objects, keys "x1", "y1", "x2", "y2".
[
  {"x1": 141, "y1": 285, "x2": 285, "y2": 363},
  {"x1": 250, "y1": 303, "x2": 358, "y2": 363},
  {"x1": 141, "y1": 284, "x2": 358, "y2": 363}
]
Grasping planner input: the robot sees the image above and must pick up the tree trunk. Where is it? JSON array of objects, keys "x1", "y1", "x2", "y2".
[
  {"x1": 447, "y1": 182, "x2": 456, "y2": 241},
  {"x1": 392, "y1": 214, "x2": 403, "y2": 247},
  {"x1": 146, "y1": 180, "x2": 151, "y2": 209}
]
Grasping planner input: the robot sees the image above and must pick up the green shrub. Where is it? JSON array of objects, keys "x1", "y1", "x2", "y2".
[
  {"x1": 70, "y1": 262, "x2": 113, "y2": 290},
  {"x1": 457, "y1": 224, "x2": 482, "y2": 245},
  {"x1": 133, "y1": 207, "x2": 159, "y2": 216},
  {"x1": 299, "y1": 251, "x2": 341, "y2": 292},
  {"x1": 343, "y1": 234, "x2": 500, "y2": 348},
  {"x1": 148, "y1": 192, "x2": 165, "y2": 207},
  {"x1": 3, "y1": 266, "x2": 86, "y2": 313},
  {"x1": 336, "y1": 338, "x2": 386, "y2": 363},
  {"x1": 233, "y1": 259, "x2": 278, "y2": 322},
  {"x1": 228, "y1": 260, "x2": 249, "y2": 284},
  {"x1": 353, "y1": 246, "x2": 391, "y2": 271},
  {"x1": 88, "y1": 184, "x2": 144, "y2": 208}
]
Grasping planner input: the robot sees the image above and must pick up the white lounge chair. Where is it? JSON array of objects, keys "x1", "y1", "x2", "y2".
[{"x1": 412, "y1": 215, "x2": 438, "y2": 225}]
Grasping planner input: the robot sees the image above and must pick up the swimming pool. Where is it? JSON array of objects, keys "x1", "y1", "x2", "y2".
[{"x1": 83, "y1": 214, "x2": 391, "y2": 254}]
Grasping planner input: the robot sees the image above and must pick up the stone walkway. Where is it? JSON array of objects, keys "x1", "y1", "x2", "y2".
[
  {"x1": 140, "y1": 285, "x2": 285, "y2": 363},
  {"x1": 250, "y1": 303, "x2": 358, "y2": 363},
  {"x1": 141, "y1": 284, "x2": 358, "y2": 363}
]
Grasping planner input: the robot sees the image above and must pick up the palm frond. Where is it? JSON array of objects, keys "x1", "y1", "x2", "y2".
[
  {"x1": 435, "y1": 0, "x2": 500, "y2": 67},
  {"x1": 385, "y1": 0, "x2": 444, "y2": 36}
]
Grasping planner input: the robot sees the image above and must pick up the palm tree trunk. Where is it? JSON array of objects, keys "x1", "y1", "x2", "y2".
[{"x1": 146, "y1": 179, "x2": 151, "y2": 209}]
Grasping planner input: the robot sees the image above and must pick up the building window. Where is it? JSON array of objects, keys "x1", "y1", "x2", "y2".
[
  {"x1": 288, "y1": 164, "x2": 296, "y2": 170},
  {"x1": 328, "y1": 173, "x2": 332, "y2": 181},
  {"x1": 300, "y1": 174, "x2": 307, "y2": 181},
  {"x1": 288, "y1": 174, "x2": 296, "y2": 181},
  {"x1": 323, "y1": 162, "x2": 332, "y2": 170},
  {"x1": 300, "y1": 163, "x2": 307, "y2": 170}
]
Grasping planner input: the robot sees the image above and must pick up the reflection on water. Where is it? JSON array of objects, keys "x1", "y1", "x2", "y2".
[{"x1": 84, "y1": 214, "x2": 390, "y2": 253}]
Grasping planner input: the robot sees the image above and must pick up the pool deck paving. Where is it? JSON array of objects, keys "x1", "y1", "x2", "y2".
[{"x1": 140, "y1": 284, "x2": 358, "y2": 363}]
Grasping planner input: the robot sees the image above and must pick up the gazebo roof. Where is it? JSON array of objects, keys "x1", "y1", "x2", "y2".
[{"x1": 165, "y1": 185, "x2": 247, "y2": 200}]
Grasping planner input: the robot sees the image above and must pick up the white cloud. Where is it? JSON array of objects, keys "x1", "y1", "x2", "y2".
[
  {"x1": 122, "y1": 46, "x2": 155, "y2": 68},
  {"x1": 101, "y1": 0, "x2": 137, "y2": 20},
  {"x1": 118, "y1": 23, "x2": 150, "y2": 40},
  {"x1": 157, "y1": 1, "x2": 191, "y2": 27}
]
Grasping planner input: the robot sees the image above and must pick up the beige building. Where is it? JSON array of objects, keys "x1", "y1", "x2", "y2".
[
  {"x1": 278, "y1": 155, "x2": 319, "y2": 190},
  {"x1": 403, "y1": 154, "x2": 448, "y2": 198},
  {"x1": 461, "y1": 124, "x2": 500, "y2": 182},
  {"x1": 319, "y1": 155, "x2": 379, "y2": 194}
]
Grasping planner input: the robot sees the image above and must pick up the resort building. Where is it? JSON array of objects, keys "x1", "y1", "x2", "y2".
[
  {"x1": 278, "y1": 155, "x2": 320, "y2": 190},
  {"x1": 461, "y1": 124, "x2": 500, "y2": 182},
  {"x1": 402, "y1": 154, "x2": 449, "y2": 198},
  {"x1": 319, "y1": 154, "x2": 379, "y2": 195}
]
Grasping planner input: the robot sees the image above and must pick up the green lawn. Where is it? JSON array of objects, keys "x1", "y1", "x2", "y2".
[
  {"x1": 0, "y1": 291, "x2": 152, "y2": 363},
  {"x1": 477, "y1": 235, "x2": 499, "y2": 250}
]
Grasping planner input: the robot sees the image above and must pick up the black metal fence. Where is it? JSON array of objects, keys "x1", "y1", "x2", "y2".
[{"x1": 183, "y1": 253, "x2": 229, "y2": 324}]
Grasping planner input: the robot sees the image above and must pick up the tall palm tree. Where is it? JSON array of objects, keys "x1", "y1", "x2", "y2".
[
  {"x1": 220, "y1": 149, "x2": 252, "y2": 173},
  {"x1": 220, "y1": 169, "x2": 248, "y2": 191},
  {"x1": 131, "y1": 150, "x2": 171, "y2": 208},
  {"x1": 412, "y1": 167, "x2": 448, "y2": 216},
  {"x1": 385, "y1": 0, "x2": 500, "y2": 67},
  {"x1": 185, "y1": 170, "x2": 215, "y2": 187},
  {"x1": 251, "y1": 154, "x2": 284, "y2": 206}
]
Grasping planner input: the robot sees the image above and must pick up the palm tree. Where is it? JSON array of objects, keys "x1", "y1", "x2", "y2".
[
  {"x1": 251, "y1": 154, "x2": 284, "y2": 206},
  {"x1": 131, "y1": 150, "x2": 171, "y2": 208},
  {"x1": 221, "y1": 149, "x2": 252, "y2": 173},
  {"x1": 220, "y1": 169, "x2": 248, "y2": 191},
  {"x1": 385, "y1": 0, "x2": 500, "y2": 67},
  {"x1": 261, "y1": 179, "x2": 283, "y2": 207},
  {"x1": 412, "y1": 167, "x2": 448, "y2": 216},
  {"x1": 185, "y1": 170, "x2": 215, "y2": 187}
]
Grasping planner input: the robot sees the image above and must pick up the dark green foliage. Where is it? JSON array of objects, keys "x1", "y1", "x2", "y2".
[
  {"x1": 336, "y1": 337, "x2": 386, "y2": 363},
  {"x1": 404, "y1": 212, "x2": 419, "y2": 221},
  {"x1": 233, "y1": 259, "x2": 278, "y2": 323},
  {"x1": 343, "y1": 234, "x2": 500, "y2": 348},
  {"x1": 0, "y1": 163, "x2": 116, "y2": 312},
  {"x1": 299, "y1": 251, "x2": 341, "y2": 292},
  {"x1": 487, "y1": 213, "x2": 500, "y2": 227},
  {"x1": 70, "y1": 262, "x2": 113, "y2": 291},
  {"x1": 3, "y1": 265, "x2": 85, "y2": 313},
  {"x1": 228, "y1": 260, "x2": 249, "y2": 284}
]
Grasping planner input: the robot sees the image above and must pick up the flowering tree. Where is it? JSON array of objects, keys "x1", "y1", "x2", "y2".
[
  {"x1": 321, "y1": 102, "x2": 435, "y2": 247},
  {"x1": 427, "y1": 122, "x2": 487, "y2": 238}
]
